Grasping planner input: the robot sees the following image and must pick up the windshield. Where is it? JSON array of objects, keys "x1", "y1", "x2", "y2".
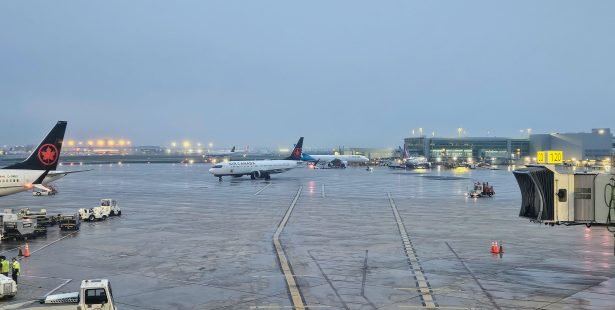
[{"x1": 212, "y1": 165, "x2": 223, "y2": 168}]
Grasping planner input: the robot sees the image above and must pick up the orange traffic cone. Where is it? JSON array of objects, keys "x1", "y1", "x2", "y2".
[
  {"x1": 490, "y1": 241, "x2": 496, "y2": 254},
  {"x1": 18, "y1": 246, "x2": 23, "y2": 256},
  {"x1": 24, "y1": 243, "x2": 30, "y2": 257},
  {"x1": 494, "y1": 241, "x2": 500, "y2": 254},
  {"x1": 499, "y1": 241, "x2": 504, "y2": 254}
]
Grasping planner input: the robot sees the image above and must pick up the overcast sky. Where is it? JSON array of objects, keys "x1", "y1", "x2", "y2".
[{"x1": 1, "y1": 1, "x2": 613, "y2": 148}]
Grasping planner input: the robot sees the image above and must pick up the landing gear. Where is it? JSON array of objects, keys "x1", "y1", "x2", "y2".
[
  {"x1": 264, "y1": 173, "x2": 271, "y2": 180},
  {"x1": 218, "y1": 176, "x2": 222, "y2": 182},
  {"x1": 250, "y1": 173, "x2": 256, "y2": 180}
]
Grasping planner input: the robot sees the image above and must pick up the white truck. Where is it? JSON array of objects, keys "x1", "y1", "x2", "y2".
[
  {"x1": 0, "y1": 274, "x2": 17, "y2": 298},
  {"x1": 78, "y1": 207, "x2": 109, "y2": 222},
  {"x1": 21, "y1": 279, "x2": 117, "y2": 309},
  {"x1": 99, "y1": 199, "x2": 121, "y2": 216}
]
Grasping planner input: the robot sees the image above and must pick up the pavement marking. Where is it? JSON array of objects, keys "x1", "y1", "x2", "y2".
[
  {"x1": 273, "y1": 186, "x2": 305, "y2": 310},
  {"x1": 321, "y1": 184, "x2": 326, "y2": 198},
  {"x1": 445, "y1": 242, "x2": 501, "y2": 310},
  {"x1": 30, "y1": 231, "x2": 79, "y2": 256},
  {"x1": 308, "y1": 250, "x2": 350, "y2": 310},
  {"x1": 255, "y1": 183, "x2": 272, "y2": 195},
  {"x1": 387, "y1": 192, "x2": 437, "y2": 309},
  {"x1": 20, "y1": 275, "x2": 73, "y2": 297}
]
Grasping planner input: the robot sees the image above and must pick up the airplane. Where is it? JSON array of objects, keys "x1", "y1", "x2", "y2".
[
  {"x1": 301, "y1": 153, "x2": 369, "y2": 168},
  {"x1": 389, "y1": 145, "x2": 430, "y2": 169},
  {"x1": 206, "y1": 146, "x2": 236, "y2": 157},
  {"x1": 209, "y1": 137, "x2": 304, "y2": 181},
  {"x1": 0, "y1": 121, "x2": 88, "y2": 197}
]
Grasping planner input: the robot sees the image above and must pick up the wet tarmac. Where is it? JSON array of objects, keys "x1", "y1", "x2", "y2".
[{"x1": 1, "y1": 164, "x2": 615, "y2": 309}]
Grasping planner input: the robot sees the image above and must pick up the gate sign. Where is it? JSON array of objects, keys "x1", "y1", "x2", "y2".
[
  {"x1": 547, "y1": 151, "x2": 563, "y2": 164},
  {"x1": 537, "y1": 150, "x2": 563, "y2": 164},
  {"x1": 537, "y1": 151, "x2": 545, "y2": 163}
]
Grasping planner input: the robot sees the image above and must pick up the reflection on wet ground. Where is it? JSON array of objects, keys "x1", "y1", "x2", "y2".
[{"x1": 1, "y1": 164, "x2": 614, "y2": 309}]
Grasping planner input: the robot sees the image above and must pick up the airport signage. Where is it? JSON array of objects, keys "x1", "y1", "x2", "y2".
[
  {"x1": 537, "y1": 150, "x2": 563, "y2": 164},
  {"x1": 537, "y1": 151, "x2": 545, "y2": 164}
]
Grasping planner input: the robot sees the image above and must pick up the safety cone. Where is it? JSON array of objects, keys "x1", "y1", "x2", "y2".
[
  {"x1": 24, "y1": 243, "x2": 30, "y2": 257},
  {"x1": 494, "y1": 241, "x2": 500, "y2": 254},
  {"x1": 490, "y1": 241, "x2": 496, "y2": 254},
  {"x1": 18, "y1": 246, "x2": 23, "y2": 256},
  {"x1": 499, "y1": 240, "x2": 504, "y2": 254}
]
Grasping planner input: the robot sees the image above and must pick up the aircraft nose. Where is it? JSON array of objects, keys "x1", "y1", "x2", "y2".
[{"x1": 208, "y1": 168, "x2": 214, "y2": 174}]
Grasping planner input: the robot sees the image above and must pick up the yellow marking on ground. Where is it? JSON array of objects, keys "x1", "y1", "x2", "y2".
[
  {"x1": 388, "y1": 192, "x2": 437, "y2": 309},
  {"x1": 273, "y1": 186, "x2": 304, "y2": 310}
]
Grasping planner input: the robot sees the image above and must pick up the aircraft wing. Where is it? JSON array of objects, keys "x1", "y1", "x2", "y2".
[{"x1": 48, "y1": 169, "x2": 93, "y2": 176}]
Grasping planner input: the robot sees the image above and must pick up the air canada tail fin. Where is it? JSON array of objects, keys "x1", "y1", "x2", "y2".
[
  {"x1": 3, "y1": 121, "x2": 67, "y2": 171},
  {"x1": 285, "y1": 137, "x2": 304, "y2": 160},
  {"x1": 231, "y1": 146, "x2": 236, "y2": 153}
]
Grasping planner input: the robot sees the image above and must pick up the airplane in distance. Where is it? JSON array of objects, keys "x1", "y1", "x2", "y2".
[
  {"x1": 301, "y1": 153, "x2": 369, "y2": 168},
  {"x1": 206, "y1": 146, "x2": 236, "y2": 157},
  {"x1": 208, "y1": 137, "x2": 304, "y2": 181},
  {"x1": 0, "y1": 121, "x2": 88, "y2": 197}
]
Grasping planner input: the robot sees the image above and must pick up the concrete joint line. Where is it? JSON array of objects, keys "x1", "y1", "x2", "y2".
[{"x1": 387, "y1": 192, "x2": 437, "y2": 309}]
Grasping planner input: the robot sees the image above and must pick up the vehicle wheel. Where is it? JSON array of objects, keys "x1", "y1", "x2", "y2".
[
  {"x1": 102, "y1": 215, "x2": 108, "y2": 220},
  {"x1": 117, "y1": 211, "x2": 121, "y2": 216},
  {"x1": 88, "y1": 215, "x2": 95, "y2": 222},
  {"x1": 250, "y1": 173, "x2": 256, "y2": 180},
  {"x1": 110, "y1": 211, "x2": 115, "y2": 216}
]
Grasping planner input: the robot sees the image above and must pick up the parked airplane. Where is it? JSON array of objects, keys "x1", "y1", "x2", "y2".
[
  {"x1": 0, "y1": 121, "x2": 88, "y2": 197},
  {"x1": 206, "y1": 146, "x2": 236, "y2": 157},
  {"x1": 209, "y1": 137, "x2": 304, "y2": 181},
  {"x1": 301, "y1": 153, "x2": 369, "y2": 167}
]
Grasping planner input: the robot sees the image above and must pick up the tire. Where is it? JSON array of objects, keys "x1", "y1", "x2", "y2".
[
  {"x1": 117, "y1": 211, "x2": 122, "y2": 216},
  {"x1": 102, "y1": 215, "x2": 108, "y2": 220},
  {"x1": 110, "y1": 211, "x2": 115, "y2": 216},
  {"x1": 250, "y1": 173, "x2": 256, "y2": 180},
  {"x1": 88, "y1": 215, "x2": 95, "y2": 222}
]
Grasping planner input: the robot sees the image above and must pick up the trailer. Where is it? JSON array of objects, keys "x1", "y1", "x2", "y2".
[
  {"x1": 59, "y1": 214, "x2": 81, "y2": 231},
  {"x1": 0, "y1": 274, "x2": 17, "y2": 298},
  {"x1": 0, "y1": 213, "x2": 36, "y2": 240}
]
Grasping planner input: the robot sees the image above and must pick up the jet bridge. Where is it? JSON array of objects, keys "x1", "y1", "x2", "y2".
[{"x1": 513, "y1": 164, "x2": 615, "y2": 253}]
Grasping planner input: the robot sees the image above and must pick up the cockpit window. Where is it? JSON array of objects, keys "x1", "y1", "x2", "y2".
[{"x1": 212, "y1": 165, "x2": 223, "y2": 168}]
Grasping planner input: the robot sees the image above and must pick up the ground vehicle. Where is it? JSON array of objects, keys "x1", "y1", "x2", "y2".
[
  {"x1": 0, "y1": 274, "x2": 17, "y2": 298},
  {"x1": 32, "y1": 184, "x2": 58, "y2": 196},
  {"x1": 467, "y1": 181, "x2": 495, "y2": 198},
  {"x1": 79, "y1": 207, "x2": 108, "y2": 222},
  {"x1": 20, "y1": 208, "x2": 51, "y2": 235},
  {"x1": 99, "y1": 199, "x2": 121, "y2": 216},
  {"x1": 21, "y1": 279, "x2": 117, "y2": 309},
  {"x1": 0, "y1": 213, "x2": 37, "y2": 239},
  {"x1": 59, "y1": 214, "x2": 80, "y2": 231}
]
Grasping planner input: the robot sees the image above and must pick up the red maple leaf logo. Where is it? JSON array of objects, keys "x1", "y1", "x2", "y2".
[{"x1": 38, "y1": 144, "x2": 58, "y2": 165}]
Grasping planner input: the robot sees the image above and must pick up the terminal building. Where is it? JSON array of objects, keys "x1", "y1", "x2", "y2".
[
  {"x1": 530, "y1": 128, "x2": 613, "y2": 161},
  {"x1": 404, "y1": 128, "x2": 614, "y2": 164},
  {"x1": 404, "y1": 136, "x2": 529, "y2": 164}
]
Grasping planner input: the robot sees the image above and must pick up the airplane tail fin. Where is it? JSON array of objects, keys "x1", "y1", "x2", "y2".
[
  {"x1": 231, "y1": 146, "x2": 236, "y2": 153},
  {"x1": 403, "y1": 144, "x2": 409, "y2": 160},
  {"x1": 285, "y1": 137, "x2": 304, "y2": 160},
  {"x1": 3, "y1": 121, "x2": 67, "y2": 171}
]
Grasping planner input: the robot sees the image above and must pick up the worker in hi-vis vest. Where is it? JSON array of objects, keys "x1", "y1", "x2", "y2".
[
  {"x1": 11, "y1": 257, "x2": 20, "y2": 284},
  {"x1": 0, "y1": 256, "x2": 9, "y2": 276}
]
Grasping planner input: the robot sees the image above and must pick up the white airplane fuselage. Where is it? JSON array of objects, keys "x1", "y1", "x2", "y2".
[
  {"x1": 305, "y1": 154, "x2": 369, "y2": 163},
  {"x1": 208, "y1": 160, "x2": 298, "y2": 178},
  {"x1": 0, "y1": 169, "x2": 66, "y2": 197}
]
